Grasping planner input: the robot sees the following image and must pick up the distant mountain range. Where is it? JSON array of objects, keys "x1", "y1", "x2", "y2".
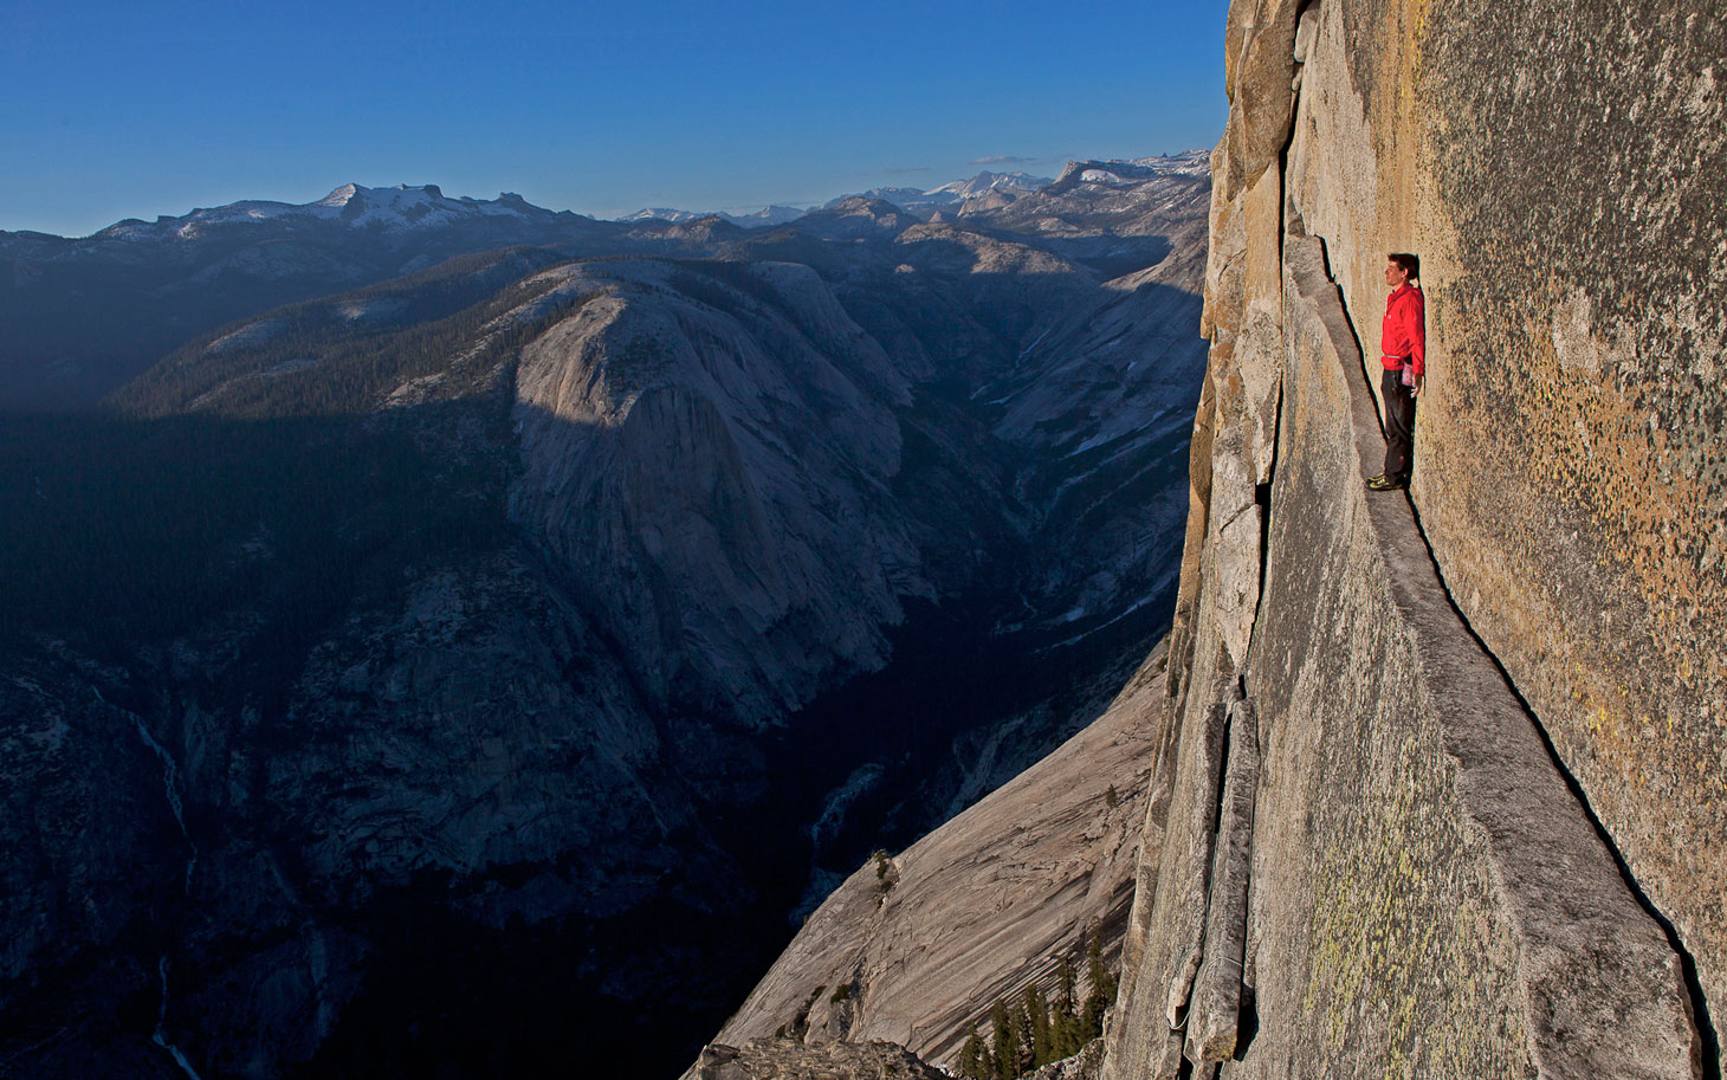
[
  {"x1": 109, "y1": 181, "x2": 586, "y2": 238},
  {"x1": 0, "y1": 152, "x2": 1204, "y2": 411},
  {"x1": 618, "y1": 153, "x2": 1204, "y2": 229},
  {"x1": 816, "y1": 170, "x2": 1054, "y2": 215},
  {"x1": 923, "y1": 168, "x2": 1052, "y2": 199},
  {"x1": 623, "y1": 204, "x2": 810, "y2": 228},
  {"x1": 0, "y1": 185, "x2": 661, "y2": 411}
]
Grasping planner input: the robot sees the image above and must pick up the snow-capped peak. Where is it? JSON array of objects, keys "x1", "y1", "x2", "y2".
[
  {"x1": 622, "y1": 204, "x2": 809, "y2": 229},
  {"x1": 924, "y1": 171, "x2": 1051, "y2": 199},
  {"x1": 317, "y1": 182, "x2": 363, "y2": 207},
  {"x1": 74, "y1": 183, "x2": 557, "y2": 242},
  {"x1": 1047, "y1": 150, "x2": 1212, "y2": 191},
  {"x1": 315, "y1": 183, "x2": 449, "y2": 215}
]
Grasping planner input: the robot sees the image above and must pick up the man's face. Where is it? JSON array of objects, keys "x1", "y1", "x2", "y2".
[{"x1": 1385, "y1": 261, "x2": 1408, "y2": 288}]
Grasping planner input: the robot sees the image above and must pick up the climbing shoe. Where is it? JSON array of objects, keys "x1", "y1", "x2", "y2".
[{"x1": 1366, "y1": 473, "x2": 1406, "y2": 491}]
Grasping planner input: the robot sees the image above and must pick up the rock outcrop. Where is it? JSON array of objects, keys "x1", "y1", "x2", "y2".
[
  {"x1": 690, "y1": 1038, "x2": 946, "y2": 1080},
  {"x1": 695, "y1": 647, "x2": 1167, "y2": 1073},
  {"x1": 1104, "y1": 1, "x2": 1724, "y2": 1078},
  {"x1": 1030, "y1": 1038, "x2": 1106, "y2": 1080}
]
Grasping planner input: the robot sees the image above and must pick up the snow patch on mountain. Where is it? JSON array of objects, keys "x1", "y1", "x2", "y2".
[
  {"x1": 1052, "y1": 149, "x2": 1211, "y2": 189},
  {"x1": 924, "y1": 170, "x2": 1051, "y2": 198},
  {"x1": 89, "y1": 183, "x2": 560, "y2": 243},
  {"x1": 622, "y1": 204, "x2": 810, "y2": 229}
]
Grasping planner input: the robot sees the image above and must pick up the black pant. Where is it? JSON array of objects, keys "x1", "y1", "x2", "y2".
[{"x1": 1380, "y1": 369, "x2": 1416, "y2": 478}]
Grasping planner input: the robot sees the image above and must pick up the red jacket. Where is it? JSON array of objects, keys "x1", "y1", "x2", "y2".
[{"x1": 1381, "y1": 283, "x2": 1426, "y2": 377}]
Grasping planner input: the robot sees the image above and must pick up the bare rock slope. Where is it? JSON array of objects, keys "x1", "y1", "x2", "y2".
[
  {"x1": 1103, "y1": 1, "x2": 1724, "y2": 1078},
  {"x1": 696, "y1": 647, "x2": 1168, "y2": 1074}
]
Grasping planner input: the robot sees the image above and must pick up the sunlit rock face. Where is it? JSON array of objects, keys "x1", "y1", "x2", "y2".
[
  {"x1": 509, "y1": 259, "x2": 922, "y2": 727},
  {"x1": 693, "y1": 648, "x2": 1168, "y2": 1077},
  {"x1": 1104, "y1": 1, "x2": 1724, "y2": 1077}
]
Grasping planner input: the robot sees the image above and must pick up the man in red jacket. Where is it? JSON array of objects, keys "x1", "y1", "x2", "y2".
[{"x1": 1368, "y1": 252, "x2": 1425, "y2": 491}]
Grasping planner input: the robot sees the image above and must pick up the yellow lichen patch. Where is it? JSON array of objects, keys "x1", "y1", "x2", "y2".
[{"x1": 1298, "y1": 674, "x2": 1529, "y2": 1077}]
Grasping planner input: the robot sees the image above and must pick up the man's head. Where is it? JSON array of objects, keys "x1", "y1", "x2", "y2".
[{"x1": 1385, "y1": 252, "x2": 1420, "y2": 289}]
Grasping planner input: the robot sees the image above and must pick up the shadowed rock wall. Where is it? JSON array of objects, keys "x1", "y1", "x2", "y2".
[{"x1": 1104, "y1": 0, "x2": 1724, "y2": 1076}]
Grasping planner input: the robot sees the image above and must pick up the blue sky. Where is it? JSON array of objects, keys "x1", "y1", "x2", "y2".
[{"x1": 1, "y1": 0, "x2": 1229, "y2": 237}]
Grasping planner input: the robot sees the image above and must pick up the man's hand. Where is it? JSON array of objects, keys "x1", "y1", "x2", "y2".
[{"x1": 1411, "y1": 374, "x2": 1424, "y2": 397}]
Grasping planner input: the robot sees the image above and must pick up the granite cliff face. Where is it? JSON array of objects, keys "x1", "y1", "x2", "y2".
[
  {"x1": 510, "y1": 258, "x2": 924, "y2": 726},
  {"x1": 695, "y1": 645, "x2": 1168, "y2": 1075},
  {"x1": 1103, "y1": 2, "x2": 1724, "y2": 1078}
]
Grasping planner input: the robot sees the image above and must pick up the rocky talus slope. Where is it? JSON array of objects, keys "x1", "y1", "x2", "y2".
[
  {"x1": 692, "y1": 646, "x2": 1167, "y2": 1075},
  {"x1": 690, "y1": 1038, "x2": 946, "y2": 1080},
  {"x1": 1101, "y1": 1, "x2": 1724, "y2": 1078}
]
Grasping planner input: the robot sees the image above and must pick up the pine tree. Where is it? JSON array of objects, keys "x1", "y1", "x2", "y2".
[
  {"x1": 1026, "y1": 982, "x2": 1052, "y2": 1066},
  {"x1": 1092, "y1": 934, "x2": 1119, "y2": 1006},
  {"x1": 991, "y1": 999, "x2": 1018, "y2": 1080},
  {"x1": 1081, "y1": 931, "x2": 1117, "y2": 1040},
  {"x1": 960, "y1": 1031, "x2": 989, "y2": 1079},
  {"x1": 1081, "y1": 990, "x2": 1106, "y2": 1041},
  {"x1": 1054, "y1": 953, "x2": 1080, "y2": 1057},
  {"x1": 1013, "y1": 1000, "x2": 1036, "y2": 1075}
]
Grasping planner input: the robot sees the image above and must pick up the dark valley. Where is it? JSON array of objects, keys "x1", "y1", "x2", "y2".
[{"x1": 0, "y1": 154, "x2": 1211, "y2": 1078}]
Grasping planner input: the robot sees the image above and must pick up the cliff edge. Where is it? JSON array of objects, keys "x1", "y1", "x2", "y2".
[{"x1": 1104, "y1": 1, "x2": 1724, "y2": 1078}]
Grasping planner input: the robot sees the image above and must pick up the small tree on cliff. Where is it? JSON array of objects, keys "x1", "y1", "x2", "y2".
[
  {"x1": 959, "y1": 1030, "x2": 992, "y2": 1079},
  {"x1": 1012, "y1": 999, "x2": 1036, "y2": 1074},
  {"x1": 1025, "y1": 982, "x2": 1053, "y2": 1065},
  {"x1": 1081, "y1": 931, "x2": 1119, "y2": 1040},
  {"x1": 990, "y1": 999, "x2": 1019, "y2": 1080},
  {"x1": 1053, "y1": 953, "x2": 1081, "y2": 1057}
]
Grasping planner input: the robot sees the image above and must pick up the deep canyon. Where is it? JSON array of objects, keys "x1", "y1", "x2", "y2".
[{"x1": 0, "y1": 154, "x2": 1211, "y2": 1077}]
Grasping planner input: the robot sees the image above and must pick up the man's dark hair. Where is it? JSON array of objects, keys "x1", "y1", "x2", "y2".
[{"x1": 1388, "y1": 252, "x2": 1421, "y2": 280}]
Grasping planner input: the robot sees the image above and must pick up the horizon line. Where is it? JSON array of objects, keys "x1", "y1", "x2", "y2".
[{"x1": 0, "y1": 147, "x2": 1213, "y2": 241}]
